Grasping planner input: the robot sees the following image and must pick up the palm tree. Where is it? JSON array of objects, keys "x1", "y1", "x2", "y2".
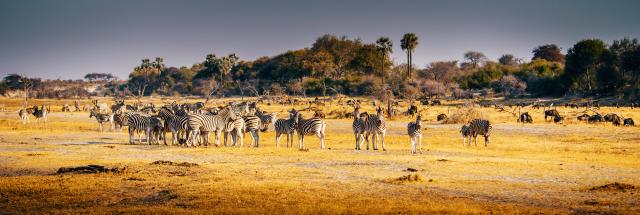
[
  {"x1": 401, "y1": 33, "x2": 419, "y2": 78},
  {"x1": 376, "y1": 37, "x2": 393, "y2": 85}
]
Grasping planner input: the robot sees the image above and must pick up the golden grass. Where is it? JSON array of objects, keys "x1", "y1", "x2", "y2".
[{"x1": 0, "y1": 97, "x2": 639, "y2": 214}]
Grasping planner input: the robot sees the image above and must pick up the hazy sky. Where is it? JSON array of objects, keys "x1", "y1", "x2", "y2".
[{"x1": 1, "y1": 0, "x2": 639, "y2": 79}]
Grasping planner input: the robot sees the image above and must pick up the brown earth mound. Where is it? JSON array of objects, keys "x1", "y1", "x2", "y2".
[
  {"x1": 57, "y1": 165, "x2": 125, "y2": 174},
  {"x1": 589, "y1": 182, "x2": 635, "y2": 192},
  {"x1": 383, "y1": 174, "x2": 424, "y2": 184},
  {"x1": 150, "y1": 160, "x2": 198, "y2": 167}
]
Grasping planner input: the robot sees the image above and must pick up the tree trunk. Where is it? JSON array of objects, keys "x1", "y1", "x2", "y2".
[{"x1": 381, "y1": 52, "x2": 385, "y2": 85}]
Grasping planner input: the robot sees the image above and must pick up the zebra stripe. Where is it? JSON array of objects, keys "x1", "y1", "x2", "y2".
[
  {"x1": 363, "y1": 107, "x2": 387, "y2": 151},
  {"x1": 126, "y1": 113, "x2": 152, "y2": 145},
  {"x1": 187, "y1": 107, "x2": 239, "y2": 147},
  {"x1": 275, "y1": 110, "x2": 297, "y2": 148},
  {"x1": 464, "y1": 119, "x2": 492, "y2": 147},
  {"x1": 352, "y1": 108, "x2": 366, "y2": 150},
  {"x1": 295, "y1": 112, "x2": 326, "y2": 150},
  {"x1": 224, "y1": 117, "x2": 245, "y2": 147},
  {"x1": 89, "y1": 110, "x2": 114, "y2": 132},
  {"x1": 407, "y1": 115, "x2": 423, "y2": 154}
]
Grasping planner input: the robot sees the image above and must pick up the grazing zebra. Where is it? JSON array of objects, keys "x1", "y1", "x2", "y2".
[
  {"x1": 149, "y1": 116, "x2": 165, "y2": 144},
  {"x1": 544, "y1": 109, "x2": 560, "y2": 121},
  {"x1": 518, "y1": 112, "x2": 532, "y2": 123},
  {"x1": 274, "y1": 109, "x2": 297, "y2": 148},
  {"x1": 588, "y1": 114, "x2": 604, "y2": 123},
  {"x1": 18, "y1": 108, "x2": 29, "y2": 124},
  {"x1": 32, "y1": 105, "x2": 48, "y2": 123},
  {"x1": 187, "y1": 104, "x2": 246, "y2": 147},
  {"x1": 352, "y1": 107, "x2": 366, "y2": 150},
  {"x1": 295, "y1": 111, "x2": 327, "y2": 150},
  {"x1": 604, "y1": 113, "x2": 622, "y2": 126},
  {"x1": 623, "y1": 118, "x2": 634, "y2": 126},
  {"x1": 89, "y1": 109, "x2": 114, "y2": 132},
  {"x1": 577, "y1": 113, "x2": 590, "y2": 121},
  {"x1": 460, "y1": 124, "x2": 472, "y2": 146},
  {"x1": 407, "y1": 115, "x2": 423, "y2": 154},
  {"x1": 554, "y1": 115, "x2": 564, "y2": 123},
  {"x1": 126, "y1": 113, "x2": 152, "y2": 144},
  {"x1": 363, "y1": 107, "x2": 387, "y2": 151},
  {"x1": 463, "y1": 119, "x2": 492, "y2": 147}
]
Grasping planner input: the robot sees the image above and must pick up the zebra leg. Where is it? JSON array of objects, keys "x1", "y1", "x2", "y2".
[
  {"x1": 484, "y1": 135, "x2": 490, "y2": 147},
  {"x1": 128, "y1": 127, "x2": 135, "y2": 144},
  {"x1": 275, "y1": 132, "x2": 281, "y2": 148},
  {"x1": 317, "y1": 131, "x2": 325, "y2": 149},
  {"x1": 354, "y1": 134, "x2": 359, "y2": 150},
  {"x1": 474, "y1": 136, "x2": 478, "y2": 147},
  {"x1": 146, "y1": 128, "x2": 152, "y2": 145},
  {"x1": 298, "y1": 133, "x2": 304, "y2": 150},
  {"x1": 238, "y1": 130, "x2": 244, "y2": 147},
  {"x1": 214, "y1": 131, "x2": 221, "y2": 147},
  {"x1": 372, "y1": 133, "x2": 378, "y2": 150},
  {"x1": 287, "y1": 132, "x2": 293, "y2": 148},
  {"x1": 380, "y1": 132, "x2": 386, "y2": 151},
  {"x1": 418, "y1": 135, "x2": 423, "y2": 153},
  {"x1": 364, "y1": 132, "x2": 371, "y2": 150}
]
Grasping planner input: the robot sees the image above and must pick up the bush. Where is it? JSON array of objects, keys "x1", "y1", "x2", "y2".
[{"x1": 444, "y1": 106, "x2": 482, "y2": 124}]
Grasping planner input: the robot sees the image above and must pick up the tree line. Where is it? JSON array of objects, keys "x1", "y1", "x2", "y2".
[{"x1": 2, "y1": 34, "x2": 639, "y2": 101}]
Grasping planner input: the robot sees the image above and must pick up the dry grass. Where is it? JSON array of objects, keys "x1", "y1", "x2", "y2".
[{"x1": 0, "y1": 97, "x2": 639, "y2": 214}]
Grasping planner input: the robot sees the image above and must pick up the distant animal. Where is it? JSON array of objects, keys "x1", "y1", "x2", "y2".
[
  {"x1": 111, "y1": 99, "x2": 126, "y2": 114},
  {"x1": 407, "y1": 115, "x2": 423, "y2": 154},
  {"x1": 92, "y1": 99, "x2": 109, "y2": 113},
  {"x1": 577, "y1": 114, "x2": 590, "y2": 121},
  {"x1": 588, "y1": 114, "x2": 604, "y2": 123},
  {"x1": 518, "y1": 112, "x2": 533, "y2": 123},
  {"x1": 544, "y1": 109, "x2": 560, "y2": 121},
  {"x1": 31, "y1": 105, "x2": 48, "y2": 123},
  {"x1": 462, "y1": 119, "x2": 492, "y2": 147},
  {"x1": 18, "y1": 108, "x2": 29, "y2": 124},
  {"x1": 604, "y1": 113, "x2": 623, "y2": 126},
  {"x1": 554, "y1": 115, "x2": 564, "y2": 123},
  {"x1": 460, "y1": 125, "x2": 472, "y2": 146},
  {"x1": 295, "y1": 111, "x2": 327, "y2": 150},
  {"x1": 62, "y1": 104, "x2": 72, "y2": 112},
  {"x1": 275, "y1": 109, "x2": 298, "y2": 148},
  {"x1": 623, "y1": 118, "x2": 634, "y2": 126},
  {"x1": 436, "y1": 114, "x2": 447, "y2": 121},
  {"x1": 407, "y1": 105, "x2": 418, "y2": 116},
  {"x1": 89, "y1": 109, "x2": 114, "y2": 132}
]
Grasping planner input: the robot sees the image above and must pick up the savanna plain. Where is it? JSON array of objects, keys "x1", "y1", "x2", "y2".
[{"x1": 0, "y1": 97, "x2": 639, "y2": 214}]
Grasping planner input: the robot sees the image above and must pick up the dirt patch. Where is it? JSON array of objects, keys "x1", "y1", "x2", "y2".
[
  {"x1": 150, "y1": 160, "x2": 198, "y2": 167},
  {"x1": 57, "y1": 165, "x2": 125, "y2": 174},
  {"x1": 126, "y1": 177, "x2": 145, "y2": 181},
  {"x1": 383, "y1": 174, "x2": 424, "y2": 184},
  {"x1": 588, "y1": 182, "x2": 635, "y2": 192},
  {"x1": 141, "y1": 190, "x2": 178, "y2": 204},
  {"x1": 405, "y1": 168, "x2": 421, "y2": 172},
  {"x1": 103, "y1": 145, "x2": 116, "y2": 149},
  {"x1": 24, "y1": 153, "x2": 44, "y2": 156},
  {"x1": 436, "y1": 159, "x2": 450, "y2": 162}
]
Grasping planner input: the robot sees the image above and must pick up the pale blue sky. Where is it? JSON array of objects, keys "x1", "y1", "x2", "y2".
[{"x1": 1, "y1": 0, "x2": 639, "y2": 79}]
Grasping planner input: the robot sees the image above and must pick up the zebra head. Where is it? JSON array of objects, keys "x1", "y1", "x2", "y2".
[
  {"x1": 89, "y1": 110, "x2": 97, "y2": 118},
  {"x1": 376, "y1": 107, "x2": 384, "y2": 119}
]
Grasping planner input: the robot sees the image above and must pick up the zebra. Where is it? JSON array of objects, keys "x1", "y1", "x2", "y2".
[
  {"x1": 295, "y1": 111, "x2": 326, "y2": 150},
  {"x1": 240, "y1": 115, "x2": 262, "y2": 147},
  {"x1": 255, "y1": 107, "x2": 277, "y2": 132},
  {"x1": 275, "y1": 109, "x2": 298, "y2": 148},
  {"x1": 462, "y1": 119, "x2": 492, "y2": 147},
  {"x1": 460, "y1": 124, "x2": 472, "y2": 147},
  {"x1": 149, "y1": 116, "x2": 165, "y2": 144},
  {"x1": 623, "y1": 118, "x2": 635, "y2": 126},
  {"x1": 31, "y1": 105, "x2": 48, "y2": 123},
  {"x1": 111, "y1": 99, "x2": 126, "y2": 114},
  {"x1": 187, "y1": 103, "x2": 247, "y2": 147},
  {"x1": 363, "y1": 107, "x2": 387, "y2": 151},
  {"x1": 92, "y1": 100, "x2": 109, "y2": 113},
  {"x1": 436, "y1": 113, "x2": 448, "y2": 121},
  {"x1": 89, "y1": 109, "x2": 114, "y2": 132},
  {"x1": 126, "y1": 113, "x2": 152, "y2": 144},
  {"x1": 352, "y1": 107, "x2": 366, "y2": 150},
  {"x1": 224, "y1": 117, "x2": 245, "y2": 147},
  {"x1": 18, "y1": 108, "x2": 29, "y2": 124},
  {"x1": 407, "y1": 115, "x2": 423, "y2": 154},
  {"x1": 158, "y1": 107, "x2": 189, "y2": 145}
]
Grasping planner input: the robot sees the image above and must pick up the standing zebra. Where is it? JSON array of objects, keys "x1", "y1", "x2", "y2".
[
  {"x1": 126, "y1": 113, "x2": 152, "y2": 144},
  {"x1": 18, "y1": 108, "x2": 29, "y2": 124},
  {"x1": 274, "y1": 109, "x2": 297, "y2": 148},
  {"x1": 224, "y1": 117, "x2": 245, "y2": 147},
  {"x1": 89, "y1": 109, "x2": 114, "y2": 132},
  {"x1": 407, "y1": 115, "x2": 423, "y2": 154},
  {"x1": 352, "y1": 107, "x2": 366, "y2": 150},
  {"x1": 187, "y1": 104, "x2": 246, "y2": 147},
  {"x1": 460, "y1": 124, "x2": 472, "y2": 147},
  {"x1": 239, "y1": 115, "x2": 261, "y2": 147},
  {"x1": 462, "y1": 119, "x2": 492, "y2": 147},
  {"x1": 149, "y1": 116, "x2": 165, "y2": 144},
  {"x1": 295, "y1": 111, "x2": 327, "y2": 150},
  {"x1": 158, "y1": 107, "x2": 189, "y2": 146},
  {"x1": 364, "y1": 107, "x2": 387, "y2": 151}
]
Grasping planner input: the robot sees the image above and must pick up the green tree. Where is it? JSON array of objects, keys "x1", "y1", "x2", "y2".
[
  {"x1": 463, "y1": 51, "x2": 487, "y2": 68},
  {"x1": 563, "y1": 39, "x2": 607, "y2": 94},
  {"x1": 376, "y1": 37, "x2": 393, "y2": 85},
  {"x1": 401, "y1": 33, "x2": 419, "y2": 78},
  {"x1": 532, "y1": 44, "x2": 565, "y2": 63},
  {"x1": 498, "y1": 54, "x2": 519, "y2": 66}
]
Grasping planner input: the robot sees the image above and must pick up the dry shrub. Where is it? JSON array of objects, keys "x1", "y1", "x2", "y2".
[
  {"x1": 444, "y1": 106, "x2": 483, "y2": 124},
  {"x1": 383, "y1": 174, "x2": 424, "y2": 184}
]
